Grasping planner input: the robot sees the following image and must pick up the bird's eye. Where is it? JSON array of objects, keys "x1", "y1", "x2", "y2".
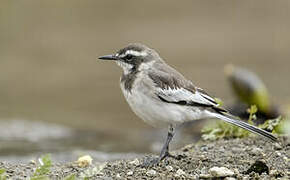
[{"x1": 126, "y1": 54, "x2": 133, "y2": 60}]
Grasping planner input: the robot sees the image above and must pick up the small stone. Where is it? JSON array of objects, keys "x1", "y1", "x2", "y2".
[
  {"x1": 175, "y1": 169, "x2": 185, "y2": 177},
  {"x1": 165, "y1": 165, "x2": 173, "y2": 172},
  {"x1": 29, "y1": 160, "x2": 36, "y2": 165},
  {"x1": 200, "y1": 145, "x2": 208, "y2": 151},
  {"x1": 209, "y1": 167, "x2": 235, "y2": 177},
  {"x1": 189, "y1": 174, "x2": 199, "y2": 179},
  {"x1": 274, "y1": 143, "x2": 282, "y2": 150},
  {"x1": 233, "y1": 168, "x2": 240, "y2": 175},
  {"x1": 225, "y1": 177, "x2": 237, "y2": 180},
  {"x1": 232, "y1": 147, "x2": 242, "y2": 153},
  {"x1": 76, "y1": 155, "x2": 93, "y2": 168},
  {"x1": 146, "y1": 169, "x2": 156, "y2": 176},
  {"x1": 116, "y1": 173, "x2": 121, "y2": 178},
  {"x1": 269, "y1": 170, "x2": 277, "y2": 176},
  {"x1": 276, "y1": 151, "x2": 281, "y2": 156},
  {"x1": 129, "y1": 158, "x2": 140, "y2": 166},
  {"x1": 250, "y1": 147, "x2": 262, "y2": 155},
  {"x1": 242, "y1": 176, "x2": 250, "y2": 180},
  {"x1": 270, "y1": 169, "x2": 285, "y2": 178},
  {"x1": 127, "y1": 171, "x2": 133, "y2": 176},
  {"x1": 199, "y1": 174, "x2": 211, "y2": 178},
  {"x1": 200, "y1": 154, "x2": 208, "y2": 161}
]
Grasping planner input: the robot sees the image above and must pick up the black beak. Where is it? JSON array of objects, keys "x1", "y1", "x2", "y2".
[{"x1": 98, "y1": 54, "x2": 118, "y2": 60}]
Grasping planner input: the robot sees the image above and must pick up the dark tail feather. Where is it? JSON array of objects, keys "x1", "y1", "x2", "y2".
[{"x1": 209, "y1": 112, "x2": 278, "y2": 142}]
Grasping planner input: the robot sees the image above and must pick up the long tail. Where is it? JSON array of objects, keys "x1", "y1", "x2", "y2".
[{"x1": 208, "y1": 111, "x2": 278, "y2": 142}]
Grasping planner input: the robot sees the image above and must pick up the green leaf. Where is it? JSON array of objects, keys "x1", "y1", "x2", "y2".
[
  {"x1": 63, "y1": 174, "x2": 76, "y2": 180},
  {"x1": 30, "y1": 175, "x2": 50, "y2": 180},
  {"x1": 258, "y1": 116, "x2": 283, "y2": 133},
  {"x1": 0, "y1": 168, "x2": 7, "y2": 180},
  {"x1": 0, "y1": 169, "x2": 5, "y2": 175},
  {"x1": 202, "y1": 120, "x2": 251, "y2": 141},
  {"x1": 32, "y1": 154, "x2": 52, "y2": 177},
  {"x1": 214, "y1": 98, "x2": 224, "y2": 107},
  {"x1": 248, "y1": 105, "x2": 258, "y2": 123}
]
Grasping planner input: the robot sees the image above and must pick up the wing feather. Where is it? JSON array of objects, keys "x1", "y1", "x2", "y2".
[{"x1": 148, "y1": 63, "x2": 224, "y2": 110}]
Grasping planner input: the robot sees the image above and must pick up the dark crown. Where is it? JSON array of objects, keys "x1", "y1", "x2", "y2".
[{"x1": 117, "y1": 43, "x2": 150, "y2": 56}]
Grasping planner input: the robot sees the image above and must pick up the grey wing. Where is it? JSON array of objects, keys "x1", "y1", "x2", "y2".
[
  {"x1": 148, "y1": 65, "x2": 225, "y2": 111},
  {"x1": 156, "y1": 86, "x2": 221, "y2": 108},
  {"x1": 148, "y1": 63, "x2": 277, "y2": 142}
]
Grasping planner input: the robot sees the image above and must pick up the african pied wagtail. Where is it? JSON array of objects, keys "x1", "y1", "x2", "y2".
[{"x1": 99, "y1": 43, "x2": 277, "y2": 166}]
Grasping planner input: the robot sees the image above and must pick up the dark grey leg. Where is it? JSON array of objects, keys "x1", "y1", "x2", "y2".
[
  {"x1": 159, "y1": 124, "x2": 175, "y2": 161},
  {"x1": 142, "y1": 125, "x2": 175, "y2": 167}
]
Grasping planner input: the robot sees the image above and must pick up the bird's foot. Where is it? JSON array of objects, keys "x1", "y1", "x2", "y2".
[
  {"x1": 140, "y1": 152, "x2": 176, "y2": 168},
  {"x1": 140, "y1": 156, "x2": 161, "y2": 168}
]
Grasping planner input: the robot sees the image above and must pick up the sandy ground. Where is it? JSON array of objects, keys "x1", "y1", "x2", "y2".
[{"x1": 0, "y1": 136, "x2": 289, "y2": 179}]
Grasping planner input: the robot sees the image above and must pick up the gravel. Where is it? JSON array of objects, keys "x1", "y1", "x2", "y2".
[{"x1": 0, "y1": 136, "x2": 289, "y2": 179}]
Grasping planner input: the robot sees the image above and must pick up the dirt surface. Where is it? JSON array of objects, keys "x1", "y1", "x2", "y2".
[{"x1": 0, "y1": 136, "x2": 289, "y2": 179}]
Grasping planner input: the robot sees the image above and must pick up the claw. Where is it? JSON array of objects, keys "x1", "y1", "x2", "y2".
[
  {"x1": 140, "y1": 125, "x2": 176, "y2": 168},
  {"x1": 140, "y1": 157, "x2": 161, "y2": 167},
  {"x1": 140, "y1": 152, "x2": 177, "y2": 168}
]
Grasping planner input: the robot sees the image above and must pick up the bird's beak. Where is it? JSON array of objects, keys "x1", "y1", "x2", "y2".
[{"x1": 98, "y1": 54, "x2": 118, "y2": 61}]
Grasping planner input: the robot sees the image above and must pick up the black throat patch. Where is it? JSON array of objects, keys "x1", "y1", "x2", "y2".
[{"x1": 120, "y1": 66, "x2": 140, "y2": 92}]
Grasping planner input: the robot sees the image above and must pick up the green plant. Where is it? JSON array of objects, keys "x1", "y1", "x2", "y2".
[
  {"x1": 214, "y1": 98, "x2": 224, "y2": 107},
  {"x1": 63, "y1": 174, "x2": 77, "y2": 180},
  {"x1": 31, "y1": 154, "x2": 52, "y2": 180},
  {"x1": 201, "y1": 120, "x2": 250, "y2": 141},
  {"x1": 258, "y1": 116, "x2": 284, "y2": 134},
  {"x1": 247, "y1": 105, "x2": 258, "y2": 124},
  {"x1": 29, "y1": 154, "x2": 96, "y2": 180},
  {"x1": 0, "y1": 169, "x2": 7, "y2": 180},
  {"x1": 201, "y1": 105, "x2": 284, "y2": 141}
]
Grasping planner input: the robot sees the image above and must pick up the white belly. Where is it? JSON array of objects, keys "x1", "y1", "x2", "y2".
[{"x1": 120, "y1": 80, "x2": 207, "y2": 128}]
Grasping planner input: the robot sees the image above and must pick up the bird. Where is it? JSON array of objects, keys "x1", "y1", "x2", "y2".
[{"x1": 98, "y1": 43, "x2": 277, "y2": 166}]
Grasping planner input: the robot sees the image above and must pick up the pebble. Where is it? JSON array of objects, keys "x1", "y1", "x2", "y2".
[
  {"x1": 116, "y1": 173, "x2": 121, "y2": 178},
  {"x1": 242, "y1": 176, "x2": 250, "y2": 180},
  {"x1": 200, "y1": 145, "x2": 208, "y2": 151},
  {"x1": 274, "y1": 143, "x2": 282, "y2": 150},
  {"x1": 165, "y1": 165, "x2": 173, "y2": 172},
  {"x1": 225, "y1": 177, "x2": 237, "y2": 180},
  {"x1": 232, "y1": 147, "x2": 242, "y2": 153},
  {"x1": 29, "y1": 160, "x2": 36, "y2": 165},
  {"x1": 199, "y1": 154, "x2": 206, "y2": 160},
  {"x1": 127, "y1": 171, "x2": 133, "y2": 176},
  {"x1": 250, "y1": 147, "x2": 262, "y2": 155},
  {"x1": 269, "y1": 170, "x2": 278, "y2": 176},
  {"x1": 233, "y1": 168, "x2": 240, "y2": 175},
  {"x1": 175, "y1": 169, "x2": 185, "y2": 177},
  {"x1": 209, "y1": 167, "x2": 235, "y2": 177},
  {"x1": 199, "y1": 173, "x2": 211, "y2": 178},
  {"x1": 129, "y1": 158, "x2": 140, "y2": 166},
  {"x1": 146, "y1": 169, "x2": 156, "y2": 176},
  {"x1": 76, "y1": 155, "x2": 93, "y2": 168}
]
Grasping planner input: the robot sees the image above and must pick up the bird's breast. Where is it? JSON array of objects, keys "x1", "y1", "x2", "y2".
[{"x1": 120, "y1": 76, "x2": 191, "y2": 127}]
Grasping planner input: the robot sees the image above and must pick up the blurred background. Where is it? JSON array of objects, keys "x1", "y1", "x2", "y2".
[{"x1": 0, "y1": 0, "x2": 289, "y2": 162}]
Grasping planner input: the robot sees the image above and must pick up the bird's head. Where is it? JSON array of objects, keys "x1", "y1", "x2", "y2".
[{"x1": 99, "y1": 43, "x2": 161, "y2": 74}]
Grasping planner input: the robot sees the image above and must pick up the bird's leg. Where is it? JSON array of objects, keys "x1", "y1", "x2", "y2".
[
  {"x1": 142, "y1": 125, "x2": 175, "y2": 167},
  {"x1": 159, "y1": 124, "x2": 175, "y2": 161}
]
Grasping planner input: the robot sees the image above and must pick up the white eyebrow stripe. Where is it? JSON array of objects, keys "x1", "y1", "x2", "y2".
[{"x1": 125, "y1": 50, "x2": 147, "y2": 57}]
